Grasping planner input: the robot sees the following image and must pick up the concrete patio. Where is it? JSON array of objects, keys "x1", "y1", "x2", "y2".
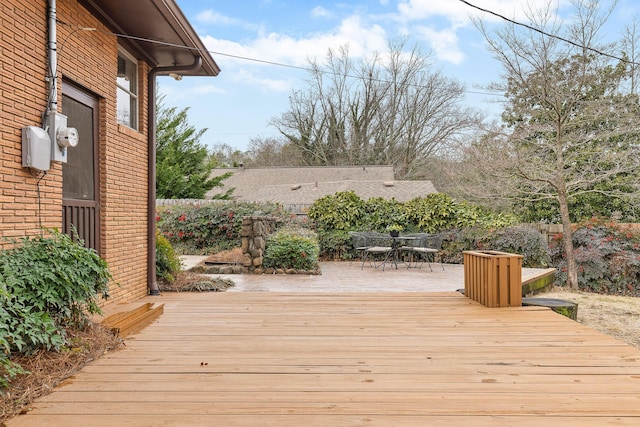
[{"x1": 180, "y1": 257, "x2": 550, "y2": 293}]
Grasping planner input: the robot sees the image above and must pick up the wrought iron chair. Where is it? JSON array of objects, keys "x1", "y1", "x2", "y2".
[
  {"x1": 348, "y1": 231, "x2": 370, "y2": 266},
  {"x1": 400, "y1": 233, "x2": 444, "y2": 271},
  {"x1": 359, "y1": 232, "x2": 394, "y2": 270}
]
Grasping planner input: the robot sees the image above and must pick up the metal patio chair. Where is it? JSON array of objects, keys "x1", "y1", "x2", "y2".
[
  {"x1": 359, "y1": 232, "x2": 394, "y2": 271},
  {"x1": 400, "y1": 233, "x2": 444, "y2": 271}
]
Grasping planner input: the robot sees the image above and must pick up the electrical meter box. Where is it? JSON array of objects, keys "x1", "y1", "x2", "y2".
[
  {"x1": 47, "y1": 112, "x2": 79, "y2": 163},
  {"x1": 22, "y1": 126, "x2": 51, "y2": 171}
]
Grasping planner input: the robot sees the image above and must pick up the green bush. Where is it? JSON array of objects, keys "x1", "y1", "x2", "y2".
[
  {"x1": 156, "y1": 232, "x2": 182, "y2": 282},
  {"x1": 157, "y1": 201, "x2": 288, "y2": 254},
  {"x1": 438, "y1": 225, "x2": 550, "y2": 268},
  {"x1": 316, "y1": 229, "x2": 352, "y2": 261},
  {"x1": 438, "y1": 227, "x2": 490, "y2": 264},
  {"x1": 404, "y1": 194, "x2": 515, "y2": 232},
  {"x1": 308, "y1": 191, "x2": 365, "y2": 231},
  {"x1": 309, "y1": 192, "x2": 515, "y2": 235},
  {"x1": 549, "y1": 219, "x2": 640, "y2": 295},
  {"x1": 361, "y1": 197, "x2": 410, "y2": 232},
  {"x1": 487, "y1": 225, "x2": 551, "y2": 268},
  {"x1": 263, "y1": 227, "x2": 319, "y2": 270},
  {"x1": 0, "y1": 229, "x2": 112, "y2": 389}
]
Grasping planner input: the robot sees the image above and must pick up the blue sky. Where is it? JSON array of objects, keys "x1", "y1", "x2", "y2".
[{"x1": 159, "y1": 0, "x2": 640, "y2": 152}]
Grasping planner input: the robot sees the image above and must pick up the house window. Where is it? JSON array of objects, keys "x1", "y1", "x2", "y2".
[{"x1": 116, "y1": 49, "x2": 138, "y2": 129}]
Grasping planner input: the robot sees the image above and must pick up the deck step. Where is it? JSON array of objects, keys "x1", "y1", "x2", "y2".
[{"x1": 101, "y1": 302, "x2": 164, "y2": 338}]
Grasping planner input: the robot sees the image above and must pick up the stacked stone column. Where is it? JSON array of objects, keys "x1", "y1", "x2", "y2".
[{"x1": 241, "y1": 216, "x2": 276, "y2": 273}]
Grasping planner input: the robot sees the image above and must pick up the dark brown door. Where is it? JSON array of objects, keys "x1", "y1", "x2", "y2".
[{"x1": 61, "y1": 82, "x2": 100, "y2": 253}]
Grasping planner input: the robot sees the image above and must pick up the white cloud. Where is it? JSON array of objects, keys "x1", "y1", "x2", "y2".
[
  {"x1": 391, "y1": 0, "x2": 568, "y2": 66},
  {"x1": 195, "y1": 9, "x2": 258, "y2": 31},
  {"x1": 201, "y1": 15, "x2": 388, "y2": 70},
  {"x1": 311, "y1": 6, "x2": 333, "y2": 19},
  {"x1": 234, "y1": 69, "x2": 291, "y2": 93},
  {"x1": 417, "y1": 26, "x2": 465, "y2": 64}
]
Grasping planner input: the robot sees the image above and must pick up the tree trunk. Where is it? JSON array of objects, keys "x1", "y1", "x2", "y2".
[{"x1": 558, "y1": 192, "x2": 578, "y2": 289}]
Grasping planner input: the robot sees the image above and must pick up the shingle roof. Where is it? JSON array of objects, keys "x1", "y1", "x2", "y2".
[
  {"x1": 207, "y1": 166, "x2": 395, "y2": 199},
  {"x1": 240, "y1": 180, "x2": 438, "y2": 206},
  {"x1": 206, "y1": 166, "x2": 438, "y2": 210}
]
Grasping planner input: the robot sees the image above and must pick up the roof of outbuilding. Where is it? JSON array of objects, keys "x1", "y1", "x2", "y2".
[
  {"x1": 240, "y1": 180, "x2": 438, "y2": 206},
  {"x1": 206, "y1": 166, "x2": 437, "y2": 206},
  {"x1": 208, "y1": 166, "x2": 396, "y2": 199}
]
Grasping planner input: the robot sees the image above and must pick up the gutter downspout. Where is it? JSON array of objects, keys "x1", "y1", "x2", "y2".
[{"x1": 147, "y1": 57, "x2": 203, "y2": 295}]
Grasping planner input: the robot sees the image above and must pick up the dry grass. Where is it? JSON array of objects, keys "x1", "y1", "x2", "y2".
[
  {"x1": 539, "y1": 288, "x2": 640, "y2": 349},
  {"x1": 205, "y1": 247, "x2": 244, "y2": 264},
  {"x1": 158, "y1": 271, "x2": 234, "y2": 292},
  {"x1": 0, "y1": 323, "x2": 123, "y2": 422}
]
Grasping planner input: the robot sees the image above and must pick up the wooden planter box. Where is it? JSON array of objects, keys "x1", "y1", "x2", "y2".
[{"x1": 463, "y1": 250, "x2": 523, "y2": 308}]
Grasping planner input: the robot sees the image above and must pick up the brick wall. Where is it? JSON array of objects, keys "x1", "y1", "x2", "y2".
[{"x1": 1, "y1": 0, "x2": 151, "y2": 302}]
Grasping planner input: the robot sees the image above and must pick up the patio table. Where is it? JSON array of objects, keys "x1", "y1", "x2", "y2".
[{"x1": 374, "y1": 236, "x2": 416, "y2": 270}]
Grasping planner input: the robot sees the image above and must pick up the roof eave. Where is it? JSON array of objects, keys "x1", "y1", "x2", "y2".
[{"x1": 80, "y1": 0, "x2": 220, "y2": 76}]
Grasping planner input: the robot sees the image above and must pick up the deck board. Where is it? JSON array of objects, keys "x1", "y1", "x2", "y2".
[{"x1": 6, "y1": 291, "x2": 640, "y2": 426}]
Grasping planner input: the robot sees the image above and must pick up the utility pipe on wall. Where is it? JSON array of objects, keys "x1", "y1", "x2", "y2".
[
  {"x1": 147, "y1": 58, "x2": 203, "y2": 295},
  {"x1": 46, "y1": 0, "x2": 58, "y2": 120}
]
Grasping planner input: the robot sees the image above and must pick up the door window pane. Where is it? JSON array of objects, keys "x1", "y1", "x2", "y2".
[{"x1": 62, "y1": 95, "x2": 95, "y2": 200}]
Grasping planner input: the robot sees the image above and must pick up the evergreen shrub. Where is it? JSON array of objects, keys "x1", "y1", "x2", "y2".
[
  {"x1": 0, "y1": 230, "x2": 112, "y2": 389},
  {"x1": 156, "y1": 231, "x2": 182, "y2": 282},
  {"x1": 550, "y1": 219, "x2": 640, "y2": 295},
  {"x1": 263, "y1": 226, "x2": 319, "y2": 271},
  {"x1": 157, "y1": 202, "x2": 287, "y2": 254}
]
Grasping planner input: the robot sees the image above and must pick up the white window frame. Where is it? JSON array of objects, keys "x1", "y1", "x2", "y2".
[{"x1": 116, "y1": 47, "x2": 139, "y2": 130}]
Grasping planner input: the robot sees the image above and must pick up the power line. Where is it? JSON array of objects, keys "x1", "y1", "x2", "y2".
[
  {"x1": 55, "y1": 19, "x2": 499, "y2": 97},
  {"x1": 457, "y1": 0, "x2": 638, "y2": 66}
]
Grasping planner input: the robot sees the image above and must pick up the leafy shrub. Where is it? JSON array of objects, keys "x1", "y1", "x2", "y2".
[
  {"x1": 157, "y1": 201, "x2": 288, "y2": 254},
  {"x1": 263, "y1": 227, "x2": 320, "y2": 270},
  {"x1": 404, "y1": 194, "x2": 516, "y2": 232},
  {"x1": 0, "y1": 230, "x2": 111, "y2": 329},
  {"x1": 361, "y1": 197, "x2": 410, "y2": 232},
  {"x1": 439, "y1": 227, "x2": 490, "y2": 264},
  {"x1": 309, "y1": 192, "x2": 515, "y2": 235},
  {"x1": 308, "y1": 191, "x2": 365, "y2": 231},
  {"x1": 156, "y1": 231, "x2": 182, "y2": 282},
  {"x1": 486, "y1": 225, "x2": 550, "y2": 268},
  {"x1": 550, "y1": 219, "x2": 640, "y2": 294},
  {"x1": 316, "y1": 229, "x2": 352, "y2": 261},
  {"x1": 438, "y1": 225, "x2": 550, "y2": 268},
  {"x1": 0, "y1": 229, "x2": 113, "y2": 389}
]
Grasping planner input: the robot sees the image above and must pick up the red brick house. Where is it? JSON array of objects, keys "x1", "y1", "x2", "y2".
[{"x1": 0, "y1": 0, "x2": 219, "y2": 302}]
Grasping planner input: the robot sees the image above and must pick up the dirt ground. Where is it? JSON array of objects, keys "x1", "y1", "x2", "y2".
[
  {"x1": 1, "y1": 324, "x2": 123, "y2": 422},
  {"x1": 205, "y1": 247, "x2": 243, "y2": 263},
  {"x1": 540, "y1": 288, "x2": 640, "y2": 348}
]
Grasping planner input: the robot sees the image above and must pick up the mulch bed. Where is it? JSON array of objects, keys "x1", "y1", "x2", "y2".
[{"x1": 0, "y1": 324, "x2": 123, "y2": 422}]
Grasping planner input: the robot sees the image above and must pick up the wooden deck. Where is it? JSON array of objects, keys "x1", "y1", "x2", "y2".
[{"x1": 7, "y1": 291, "x2": 640, "y2": 426}]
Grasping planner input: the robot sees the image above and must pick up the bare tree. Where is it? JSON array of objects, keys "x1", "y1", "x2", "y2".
[
  {"x1": 243, "y1": 136, "x2": 306, "y2": 167},
  {"x1": 210, "y1": 143, "x2": 246, "y2": 167},
  {"x1": 621, "y1": 17, "x2": 640, "y2": 94},
  {"x1": 464, "y1": 0, "x2": 640, "y2": 289},
  {"x1": 270, "y1": 39, "x2": 481, "y2": 179}
]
